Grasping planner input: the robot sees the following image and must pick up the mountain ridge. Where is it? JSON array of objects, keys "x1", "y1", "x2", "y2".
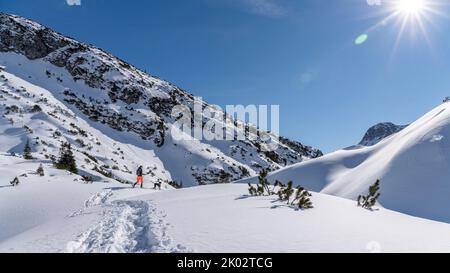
[{"x1": 0, "y1": 12, "x2": 322, "y2": 187}]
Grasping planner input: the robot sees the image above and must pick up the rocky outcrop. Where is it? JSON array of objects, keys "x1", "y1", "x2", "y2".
[{"x1": 359, "y1": 122, "x2": 407, "y2": 146}]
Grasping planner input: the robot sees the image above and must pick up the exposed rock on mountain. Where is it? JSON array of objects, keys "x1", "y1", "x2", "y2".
[
  {"x1": 359, "y1": 122, "x2": 407, "y2": 146},
  {"x1": 0, "y1": 13, "x2": 322, "y2": 186}
]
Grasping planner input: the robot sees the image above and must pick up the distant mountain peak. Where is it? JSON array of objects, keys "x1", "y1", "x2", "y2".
[{"x1": 359, "y1": 122, "x2": 407, "y2": 146}]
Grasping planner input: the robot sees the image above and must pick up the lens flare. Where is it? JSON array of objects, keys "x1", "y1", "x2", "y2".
[
  {"x1": 355, "y1": 34, "x2": 369, "y2": 45},
  {"x1": 358, "y1": 0, "x2": 446, "y2": 52},
  {"x1": 395, "y1": 0, "x2": 426, "y2": 16}
]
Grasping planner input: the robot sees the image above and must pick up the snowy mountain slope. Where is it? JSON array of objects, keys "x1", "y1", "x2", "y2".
[
  {"x1": 239, "y1": 102, "x2": 450, "y2": 223},
  {"x1": 0, "y1": 153, "x2": 119, "y2": 244},
  {"x1": 0, "y1": 67, "x2": 174, "y2": 187},
  {"x1": 2, "y1": 181, "x2": 450, "y2": 253},
  {"x1": 359, "y1": 122, "x2": 407, "y2": 146},
  {"x1": 0, "y1": 152, "x2": 179, "y2": 253},
  {"x1": 0, "y1": 13, "x2": 322, "y2": 187}
]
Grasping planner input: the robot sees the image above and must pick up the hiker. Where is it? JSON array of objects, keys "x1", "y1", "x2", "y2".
[{"x1": 133, "y1": 166, "x2": 144, "y2": 188}]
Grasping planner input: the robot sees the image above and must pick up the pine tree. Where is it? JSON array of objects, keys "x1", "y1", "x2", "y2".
[
  {"x1": 256, "y1": 184, "x2": 265, "y2": 196},
  {"x1": 248, "y1": 169, "x2": 274, "y2": 196},
  {"x1": 36, "y1": 164, "x2": 44, "y2": 176},
  {"x1": 248, "y1": 183, "x2": 257, "y2": 196},
  {"x1": 258, "y1": 169, "x2": 272, "y2": 196},
  {"x1": 274, "y1": 180, "x2": 286, "y2": 188},
  {"x1": 55, "y1": 142, "x2": 78, "y2": 174},
  {"x1": 294, "y1": 186, "x2": 314, "y2": 210},
  {"x1": 278, "y1": 181, "x2": 294, "y2": 203},
  {"x1": 358, "y1": 179, "x2": 381, "y2": 210},
  {"x1": 246, "y1": 169, "x2": 288, "y2": 197},
  {"x1": 23, "y1": 140, "x2": 33, "y2": 160}
]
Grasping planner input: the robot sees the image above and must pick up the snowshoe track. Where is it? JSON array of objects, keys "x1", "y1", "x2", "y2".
[
  {"x1": 69, "y1": 189, "x2": 114, "y2": 217},
  {"x1": 66, "y1": 196, "x2": 188, "y2": 253}
]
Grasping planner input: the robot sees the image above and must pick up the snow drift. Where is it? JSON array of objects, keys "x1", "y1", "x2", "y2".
[{"x1": 240, "y1": 102, "x2": 450, "y2": 223}]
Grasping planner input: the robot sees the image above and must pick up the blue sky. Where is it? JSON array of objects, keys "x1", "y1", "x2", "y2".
[{"x1": 2, "y1": 0, "x2": 450, "y2": 152}]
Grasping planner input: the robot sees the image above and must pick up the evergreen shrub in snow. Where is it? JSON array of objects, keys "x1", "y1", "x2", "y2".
[
  {"x1": 23, "y1": 140, "x2": 33, "y2": 160},
  {"x1": 10, "y1": 177, "x2": 19, "y2": 187},
  {"x1": 358, "y1": 179, "x2": 381, "y2": 210},
  {"x1": 36, "y1": 164, "x2": 44, "y2": 176},
  {"x1": 247, "y1": 173, "x2": 314, "y2": 210},
  {"x1": 248, "y1": 169, "x2": 274, "y2": 196},
  {"x1": 55, "y1": 142, "x2": 78, "y2": 174}
]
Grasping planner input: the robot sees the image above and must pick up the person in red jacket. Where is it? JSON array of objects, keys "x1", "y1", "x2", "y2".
[{"x1": 133, "y1": 166, "x2": 144, "y2": 188}]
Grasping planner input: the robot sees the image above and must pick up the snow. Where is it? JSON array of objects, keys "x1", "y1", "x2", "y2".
[
  {"x1": 2, "y1": 13, "x2": 450, "y2": 253},
  {"x1": 2, "y1": 180, "x2": 450, "y2": 253},
  {"x1": 1, "y1": 53, "x2": 450, "y2": 254},
  {"x1": 144, "y1": 184, "x2": 450, "y2": 253},
  {"x1": 0, "y1": 52, "x2": 277, "y2": 187},
  {"x1": 65, "y1": 199, "x2": 186, "y2": 253},
  {"x1": 0, "y1": 57, "x2": 173, "y2": 186},
  {"x1": 240, "y1": 103, "x2": 450, "y2": 224},
  {"x1": 0, "y1": 153, "x2": 174, "y2": 253},
  {"x1": 0, "y1": 155, "x2": 109, "y2": 243}
]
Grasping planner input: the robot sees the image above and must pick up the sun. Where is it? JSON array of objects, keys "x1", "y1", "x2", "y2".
[
  {"x1": 385, "y1": 0, "x2": 442, "y2": 47},
  {"x1": 356, "y1": 0, "x2": 446, "y2": 51},
  {"x1": 395, "y1": 0, "x2": 426, "y2": 16}
]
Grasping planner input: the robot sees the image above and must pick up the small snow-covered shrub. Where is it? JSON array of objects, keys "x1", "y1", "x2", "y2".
[
  {"x1": 23, "y1": 140, "x2": 33, "y2": 160},
  {"x1": 248, "y1": 169, "x2": 276, "y2": 196},
  {"x1": 276, "y1": 182, "x2": 314, "y2": 210},
  {"x1": 24, "y1": 125, "x2": 33, "y2": 134},
  {"x1": 82, "y1": 175, "x2": 94, "y2": 184},
  {"x1": 36, "y1": 164, "x2": 45, "y2": 176},
  {"x1": 277, "y1": 181, "x2": 294, "y2": 203},
  {"x1": 75, "y1": 138, "x2": 86, "y2": 148},
  {"x1": 358, "y1": 179, "x2": 381, "y2": 210},
  {"x1": 52, "y1": 130, "x2": 62, "y2": 138},
  {"x1": 93, "y1": 166, "x2": 112, "y2": 178},
  {"x1": 239, "y1": 166, "x2": 251, "y2": 178},
  {"x1": 248, "y1": 175, "x2": 314, "y2": 210},
  {"x1": 30, "y1": 105, "x2": 42, "y2": 113},
  {"x1": 5, "y1": 105, "x2": 20, "y2": 114},
  {"x1": 82, "y1": 152, "x2": 98, "y2": 164},
  {"x1": 10, "y1": 177, "x2": 19, "y2": 187},
  {"x1": 168, "y1": 180, "x2": 183, "y2": 189},
  {"x1": 293, "y1": 186, "x2": 314, "y2": 210}
]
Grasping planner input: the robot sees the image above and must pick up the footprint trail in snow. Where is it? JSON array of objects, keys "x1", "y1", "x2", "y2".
[{"x1": 66, "y1": 191, "x2": 189, "y2": 253}]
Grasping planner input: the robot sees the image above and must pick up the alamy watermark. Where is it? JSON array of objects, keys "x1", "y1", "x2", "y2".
[{"x1": 171, "y1": 97, "x2": 280, "y2": 152}]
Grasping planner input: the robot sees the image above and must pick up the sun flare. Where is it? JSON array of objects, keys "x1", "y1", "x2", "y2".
[
  {"x1": 395, "y1": 0, "x2": 426, "y2": 16},
  {"x1": 356, "y1": 0, "x2": 447, "y2": 55},
  {"x1": 360, "y1": 0, "x2": 445, "y2": 51}
]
